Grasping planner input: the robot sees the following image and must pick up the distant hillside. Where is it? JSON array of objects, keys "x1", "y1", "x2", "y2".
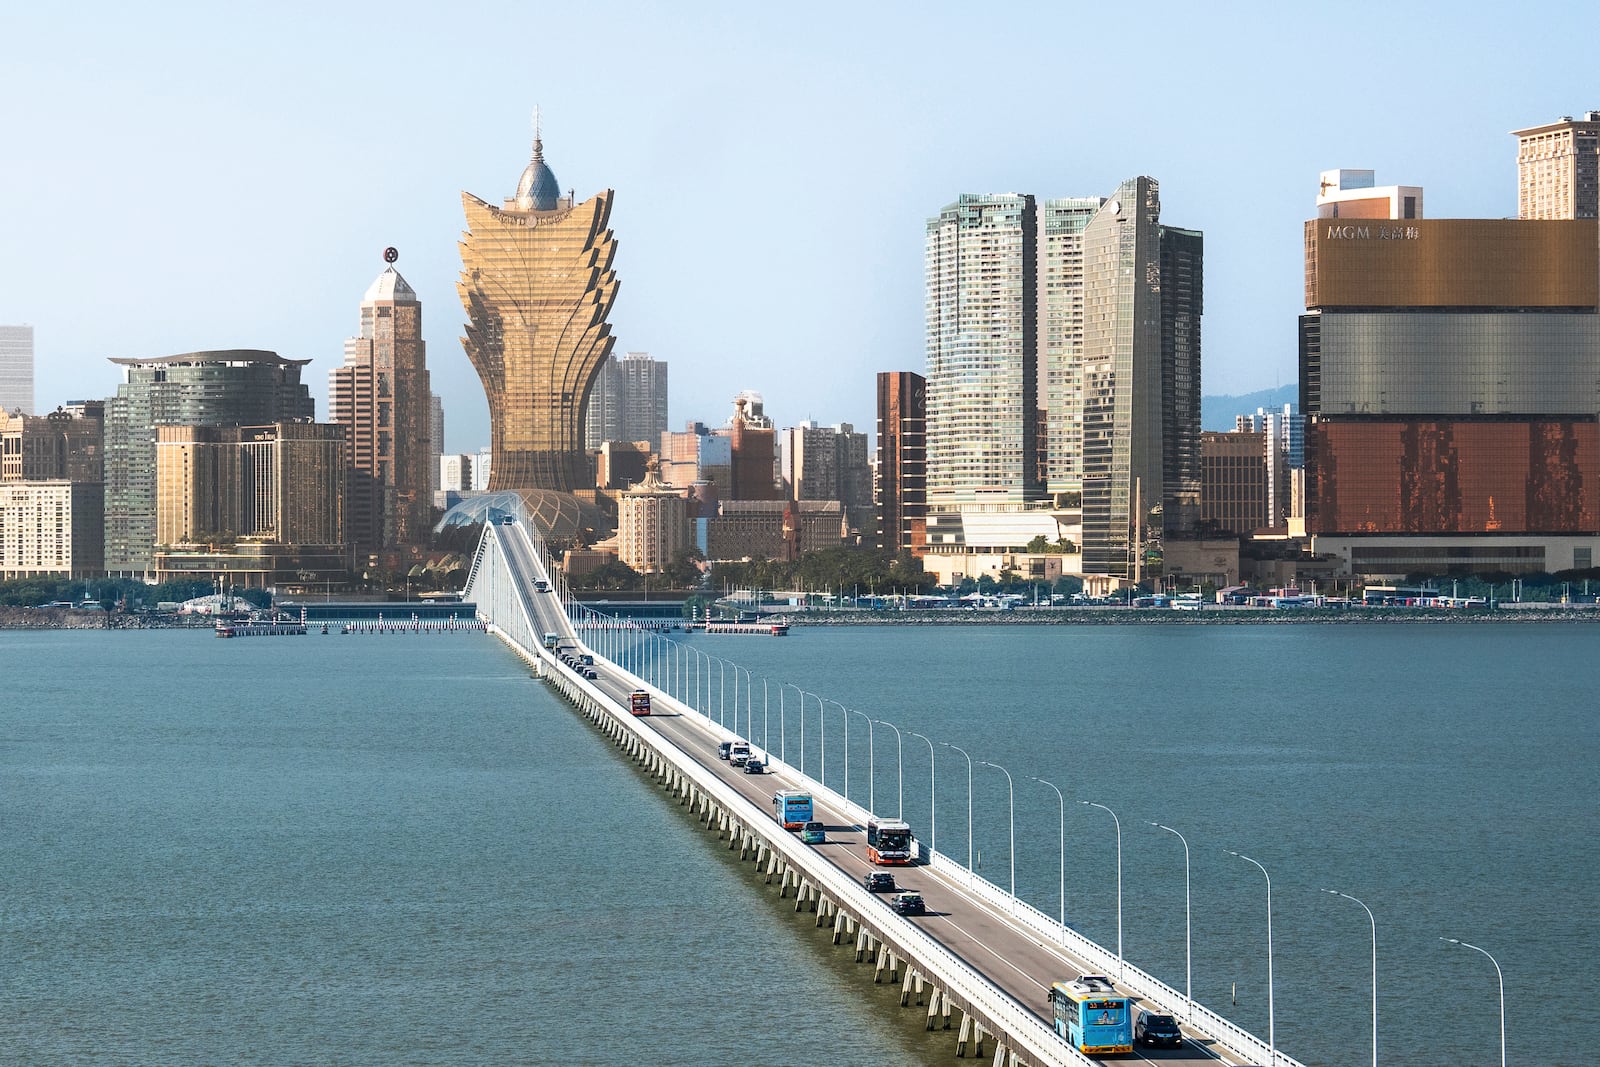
[{"x1": 1202, "y1": 384, "x2": 1298, "y2": 431}]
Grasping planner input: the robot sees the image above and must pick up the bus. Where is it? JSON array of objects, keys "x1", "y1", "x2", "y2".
[
  {"x1": 629, "y1": 691, "x2": 651, "y2": 716},
  {"x1": 772, "y1": 790, "x2": 813, "y2": 830},
  {"x1": 866, "y1": 817, "x2": 914, "y2": 865},
  {"x1": 1047, "y1": 975, "x2": 1133, "y2": 1055}
]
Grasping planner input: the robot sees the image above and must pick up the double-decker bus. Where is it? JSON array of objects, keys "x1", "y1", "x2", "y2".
[
  {"x1": 1047, "y1": 975, "x2": 1133, "y2": 1055},
  {"x1": 629, "y1": 690, "x2": 652, "y2": 716},
  {"x1": 772, "y1": 790, "x2": 813, "y2": 830},
  {"x1": 866, "y1": 817, "x2": 914, "y2": 865}
]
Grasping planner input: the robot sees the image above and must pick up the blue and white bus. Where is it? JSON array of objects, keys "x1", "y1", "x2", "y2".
[
  {"x1": 772, "y1": 790, "x2": 813, "y2": 830},
  {"x1": 1047, "y1": 975, "x2": 1133, "y2": 1055}
]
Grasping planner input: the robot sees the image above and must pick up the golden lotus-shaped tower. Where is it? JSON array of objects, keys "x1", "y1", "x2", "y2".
[{"x1": 458, "y1": 123, "x2": 619, "y2": 494}]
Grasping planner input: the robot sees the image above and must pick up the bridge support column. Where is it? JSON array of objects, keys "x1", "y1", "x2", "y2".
[
  {"x1": 794, "y1": 879, "x2": 812, "y2": 913},
  {"x1": 854, "y1": 927, "x2": 869, "y2": 962}
]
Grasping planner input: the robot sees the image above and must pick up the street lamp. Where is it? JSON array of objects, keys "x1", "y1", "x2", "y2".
[
  {"x1": 1225, "y1": 850, "x2": 1274, "y2": 1067},
  {"x1": 939, "y1": 742, "x2": 973, "y2": 873},
  {"x1": 909, "y1": 731, "x2": 936, "y2": 856},
  {"x1": 812, "y1": 691, "x2": 826, "y2": 788},
  {"x1": 780, "y1": 682, "x2": 807, "y2": 770},
  {"x1": 978, "y1": 761, "x2": 1015, "y2": 909},
  {"x1": 761, "y1": 678, "x2": 770, "y2": 754},
  {"x1": 824, "y1": 698, "x2": 850, "y2": 803},
  {"x1": 1324, "y1": 889, "x2": 1376, "y2": 1067},
  {"x1": 1029, "y1": 776, "x2": 1066, "y2": 936},
  {"x1": 1081, "y1": 801, "x2": 1123, "y2": 978},
  {"x1": 846, "y1": 707, "x2": 876, "y2": 814},
  {"x1": 873, "y1": 718, "x2": 903, "y2": 818},
  {"x1": 1442, "y1": 938, "x2": 1504, "y2": 1067},
  {"x1": 1151, "y1": 822, "x2": 1192, "y2": 1020}
]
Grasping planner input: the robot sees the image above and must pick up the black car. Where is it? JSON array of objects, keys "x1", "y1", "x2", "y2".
[
  {"x1": 891, "y1": 891, "x2": 925, "y2": 916},
  {"x1": 1135, "y1": 1010, "x2": 1182, "y2": 1048},
  {"x1": 716, "y1": 741, "x2": 733, "y2": 760},
  {"x1": 863, "y1": 872, "x2": 897, "y2": 893},
  {"x1": 743, "y1": 757, "x2": 765, "y2": 774}
]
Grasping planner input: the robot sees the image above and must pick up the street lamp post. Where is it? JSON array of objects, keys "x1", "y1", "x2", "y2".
[
  {"x1": 873, "y1": 719, "x2": 904, "y2": 818},
  {"x1": 1324, "y1": 889, "x2": 1376, "y2": 1067},
  {"x1": 1081, "y1": 801, "x2": 1123, "y2": 978},
  {"x1": 1151, "y1": 822, "x2": 1193, "y2": 1020},
  {"x1": 1442, "y1": 938, "x2": 1504, "y2": 1067},
  {"x1": 761, "y1": 678, "x2": 770, "y2": 754},
  {"x1": 978, "y1": 761, "x2": 1015, "y2": 910},
  {"x1": 825, "y1": 699, "x2": 851, "y2": 804},
  {"x1": 813, "y1": 692, "x2": 826, "y2": 788},
  {"x1": 846, "y1": 708, "x2": 876, "y2": 814},
  {"x1": 781, "y1": 682, "x2": 806, "y2": 770},
  {"x1": 1030, "y1": 777, "x2": 1066, "y2": 937},
  {"x1": 909, "y1": 731, "x2": 936, "y2": 856},
  {"x1": 1226, "y1": 850, "x2": 1275, "y2": 1067},
  {"x1": 939, "y1": 742, "x2": 973, "y2": 873}
]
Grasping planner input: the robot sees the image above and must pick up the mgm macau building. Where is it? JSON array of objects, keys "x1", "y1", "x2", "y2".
[{"x1": 1300, "y1": 217, "x2": 1600, "y2": 578}]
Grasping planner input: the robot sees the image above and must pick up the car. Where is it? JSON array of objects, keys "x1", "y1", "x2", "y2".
[
  {"x1": 717, "y1": 741, "x2": 734, "y2": 760},
  {"x1": 800, "y1": 821, "x2": 826, "y2": 844},
  {"x1": 863, "y1": 872, "x2": 897, "y2": 893},
  {"x1": 581, "y1": 667, "x2": 597, "y2": 680},
  {"x1": 743, "y1": 757, "x2": 765, "y2": 774},
  {"x1": 1135, "y1": 1010, "x2": 1183, "y2": 1048},
  {"x1": 891, "y1": 891, "x2": 926, "y2": 916}
]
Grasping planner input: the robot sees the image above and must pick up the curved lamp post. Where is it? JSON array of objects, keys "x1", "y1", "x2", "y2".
[
  {"x1": 909, "y1": 731, "x2": 936, "y2": 856},
  {"x1": 1442, "y1": 937, "x2": 1503, "y2": 1067},
  {"x1": 1082, "y1": 801, "x2": 1123, "y2": 979},
  {"x1": 939, "y1": 742, "x2": 973, "y2": 872},
  {"x1": 1151, "y1": 822, "x2": 1192, "y2": 1020},
  {"x1": 780, "y1": 682, "x2": 807, "y2": 770},
  {"x1": 846, "y1": 708, "x2": 876, "y2": 814},
  {"x1": 1225, "y1": 850, "x2": 1274, "y2": 1067},
  {"x1": 978, "y1": 761, "x2": 1015, "y2": 910},
  {"x1": 824, "y1": 698, "x2": 851, "y2": 804},
  {"x1": 1324, "y1": 889, "x2": 1376, "y2": 1067},
  {"x1": 1029, "y1": 776, "x2": 1066, "y2": 936},
  {"x1": 873, "y1": 719, "x2": 903, "y2": 818}
]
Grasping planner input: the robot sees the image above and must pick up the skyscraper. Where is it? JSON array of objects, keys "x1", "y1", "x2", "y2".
[
  {"x1": 104, "y1": 350, "x2": 314, "y2": 574},
  {"x1": 0, "y1": 325, "x2": 33, "y2": 415},
  {"x1": 876, "y1": 371, "x2": 926, "y2": 553},
  {"x1": 1038, "y1": 199, "x2": 1103, "y2": 497},
  {"x1": 1079, "y1": 178, "x2": 1203, "y2": 580},
  {"x1": 330, "y1": 265, "x2": 433, "y2": 551},
  {"x1": 458, "y1": 120, "x2": 619, "y2": 496},
  {"x1": 582, "y1": 351, "x2": 668, "y2": 451},
  {"x1": 924, "y1": 194, "x2": 1041, "y2": 506},
  {"x1": 1513, "y1": 112, "x2": 1600, "y2": 220}
]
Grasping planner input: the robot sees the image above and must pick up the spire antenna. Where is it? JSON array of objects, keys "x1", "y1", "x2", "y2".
[{"x1": 531, "y1": 104, "x2": 543, "y2": 161}]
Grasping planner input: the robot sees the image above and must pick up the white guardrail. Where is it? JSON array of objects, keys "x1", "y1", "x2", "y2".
[{"x1": 470, "y1": 519, "x2": 1295, "y2": 1067}]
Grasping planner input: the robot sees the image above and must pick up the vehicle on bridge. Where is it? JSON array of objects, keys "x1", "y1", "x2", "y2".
[
  {"x1": 729, "y1": 741, "x2": 752, "y2": 766},
  {"x1": 629, "y1": 691, "x2": 652, "y2": 716},
  {"x1": 542, "y1": 632, "x2": 559, "y2": 649},
  {"x1": 863, "y1": 871, "x2": 897, "y2": 893},
  {"x1": 1048, "y1": 975, "x2": 1133, "y2": 1056},
  {"x1": 743, "y1": 757, "x2": 765, "y2": 774},
  {"x1": 534, "y1": 579, "x2": 549, "y2": 592},
  {"x1": 800, "y1": 821, "x2": 826, "y2": 844},
  {"x1": 890, "y1": 890, "x2": 925, "y2": 915},
  {"x1": 1134, "y1": 1009, "x2": 1182, "y2": 1048},
  {"x1": 866, "y1": 817, "x2": 914, "y2": 865},
  {"x1": 772, "y1": 790, "x2": 813, "y2": 829},
  {"x1": 717, "y1": 741, "x2": 733, "y2": 760}
]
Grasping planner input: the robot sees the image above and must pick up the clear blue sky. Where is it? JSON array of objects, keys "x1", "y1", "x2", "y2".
[{"x1": 2, "y1": 2, "x2": 1593, "y2": 452}]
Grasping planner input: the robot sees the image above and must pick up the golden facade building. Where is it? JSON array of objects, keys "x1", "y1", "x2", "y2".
[
  {"x1": 154, "y1": 422, "x2": 346, "y2": 588},
  {"x1": 458, "y1": 124, "x2": 619, "y2": 496},
  {"x1": 331, "y1": 265, "x2": 432, "y2": 551}
]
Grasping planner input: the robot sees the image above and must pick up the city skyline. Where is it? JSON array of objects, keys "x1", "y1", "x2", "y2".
[{"x1": 2, "y1": 4, "x2": 1594, "y2": 452}]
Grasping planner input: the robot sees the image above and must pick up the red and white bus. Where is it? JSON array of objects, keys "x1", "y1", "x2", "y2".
[
  {"x1": 629, "y1": 691, "x2": 652, "y2": 716},
  {"x1": 866, "y1": 817, "x2": 914, "y2": 865}
]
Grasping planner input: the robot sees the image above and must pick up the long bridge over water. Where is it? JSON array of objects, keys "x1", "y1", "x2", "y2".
[{"x1": 463, "y1": 510, "x2": 1304, "y2": 1067}]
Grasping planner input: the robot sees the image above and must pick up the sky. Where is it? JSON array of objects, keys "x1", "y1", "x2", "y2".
[{"x1": 2, "y1": 2, "x2": 1595, "y2": 453}]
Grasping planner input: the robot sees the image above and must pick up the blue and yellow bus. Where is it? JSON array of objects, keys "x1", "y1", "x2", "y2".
[
  {"x1": 1047, "y1": 975, "x2": 1133, "y2": 1055},
  {"x1": 772, "y1": 790, "x2": 813, "y2": 830}
]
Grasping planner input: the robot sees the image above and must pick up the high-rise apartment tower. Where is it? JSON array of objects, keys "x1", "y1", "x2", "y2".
[{"x1": 1513, "y1": 112, "x2": 1600, "y2": 220}]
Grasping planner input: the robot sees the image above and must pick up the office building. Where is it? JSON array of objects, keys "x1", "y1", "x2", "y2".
[
  {"x1": 584, "y1": 351, "x2": 668, "y2": 450},
  {"x1": 1513, "y1": 112, "x2": 1600, "y2": 220},
  {"x1": 2, "y1": 404, "x2": 104, "y2": 484},
  {"x1": 617, "y1": 460, "x2": 688, "y2": 575},
  {"x1": 875, "y1": 371, "x2": 926, "y2": 554},
  {"x1": 925, "y1": 194, "x2": 1041, "y2": 506},
  {"x1": 153, "y1": 421, "x2": 346, "y2": 587},
  {"x1": 1079, "y1": 177, "x2": 1204, "y2": 580},
  {"x1": 330, "y1": 265, "x2": 433, "y2": 552},
  {"x1": 104, "y1": 350, "x2": 315, "y2": 575},
  {"x1": 703, "y1": 499, "x2": 843, "y2": 562},
  {"x1": 458, "y1": 120, "x2": 619, "y2": 497},
  {"x1": 726, "y1": 394, "x2": 779, "y2": 500},
  {"x1": 430, "y1": 394, "x2": 445, "y2": 493},
  {"x1": 1201, "y1": 429, "x2": 1270, "y2": 535},
  {"x1": 0, "y1": 405, "x2": 106, "y2": 579},
  {"x1": 1300, "y1": 167, "x2": 1600, "y2": 576},
  {"x1": 0, "y1": 325, "x2": 33, "y2": 415}
]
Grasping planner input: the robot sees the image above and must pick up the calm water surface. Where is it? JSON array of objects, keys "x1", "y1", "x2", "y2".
[{"x1": 2, "y1": 623, "x2": 1594, "y2": 1066}]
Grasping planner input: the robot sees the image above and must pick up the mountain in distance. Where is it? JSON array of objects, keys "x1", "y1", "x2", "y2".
[{"x1": 1201, "y1": 383, "x2": 1298, "y2": 432}]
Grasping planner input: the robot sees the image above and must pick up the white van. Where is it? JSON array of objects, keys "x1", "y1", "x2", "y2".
[{"x1": 730, "y1": 741, "x2": 752, "y2": 766}]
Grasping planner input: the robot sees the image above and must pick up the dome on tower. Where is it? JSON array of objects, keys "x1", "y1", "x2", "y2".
[{"x1": 514, "y1": 136, "x2": 561, "y2": 211}]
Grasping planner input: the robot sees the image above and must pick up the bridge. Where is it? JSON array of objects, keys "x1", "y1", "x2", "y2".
[{"x1": 463, "y1": 511, "x2": 1303, "y2": 1067}]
